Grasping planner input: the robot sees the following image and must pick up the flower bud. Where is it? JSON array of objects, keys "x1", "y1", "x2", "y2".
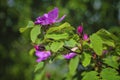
[
  {"x1": 34, "y1": 45, "x2": 45, "y2": 51},
  {"x1": 77, "y1": 25, "x2": 83, "y2": 35},
  {"x1": 83, "y1": 33, "x2": 89, "y2": 41}
]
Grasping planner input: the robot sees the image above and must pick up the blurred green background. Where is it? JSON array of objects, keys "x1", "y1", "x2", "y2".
[{"x1": 0, "y1": 0, "x2": 120, "y2": 80}]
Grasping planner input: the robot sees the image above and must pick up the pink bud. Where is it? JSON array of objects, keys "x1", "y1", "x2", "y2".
[
  {"x1": 34, "y1": 45, "x2": 39, "y2": 50},
  {"x1": 83, "y1": 33, "x2": 89, "y2": 40},
  {"x1": 77, "y1": 25, "x2": 83, "y2": 35},
  {"x1": 34, "y1": 45, "x2": 45, "y2": 51}
]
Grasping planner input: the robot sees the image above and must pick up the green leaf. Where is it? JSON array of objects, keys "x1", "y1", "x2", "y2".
[
  {"x1": 29, "y1": 48, "x2": 35, "y2": 56},
  {"x1": 73, "y1": 34, "x2": 80, "y2": 41},
  {"x1": 46, "y1": 22, "x2": 74, "y2": 34},
  {"x1": 82, "y1": 71, "x2": 99, "y2": 80},
  {"x1": 100, "y1": 68, "x2": 120, "y2": 80},
  {"x1": 96, "y1": 29, "x2": 119, "y2": 41},
  {"x1": 69, "y1": 56, "x2": 79, "y2": 76},
  {"x1": 27, "y1": 21, "x2": 34, "y2": 28},
  {"x1": 64, "y1": 39, "x2": 77, "y2": 47},
  {"x1": 34, "y1": 62, "x2": 44, "y2": 72},
  {"x1": 90, "y1": 34, "x2": 103, "y2": 56},
  {"x1": 55, "y1": 55, "x2": 64, "y2": 60},
  {"x1": 82, "y1": 52, "x2": 91, "y2": 67},
  {"x1": 30, "y1": 25, "x2": 41, "y2": 43},
  {"x1": 45, "y1": 33, "x2": 69, "y2": 40},
  {"x1": 50, "y1": 41, "x2": 64, "y2": 52},
  {"x1": 34, "y1": 69, "x2": 45, "y2": 80},
  {"x1": 19, "y1": 27, "x2": 28, "y2": 33},
  {"x1": 102, "y1": 40, "x2": 115, "y2": 47},
  {"x1": 103, "y1": 56, "x2": 119, "y2": 69},
  {"x1": 116, "y1": 47, "x2": 120, "y2": 55},
  {"x1": 96, "y1": 29, "x2": 119, "y2": 47},
  {"x1": 19, "y1": 21, "x2": 34, "y2": 33}
]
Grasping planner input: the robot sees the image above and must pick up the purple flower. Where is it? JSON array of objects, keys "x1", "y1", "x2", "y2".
[
  {"x1": 63, "y1": 52, "x2": 77, "y2": 59},
  {"x1": 77, "y1": 25, "x2": 83, "y2": 35},
  {"x1": 34, "y1": 7, "x2": 66, "y2": 26},
  {"x1": 35, "y1": 50, "x2": 51, "y2": 62},
  {"x1": 83, "y1": 33, "x2": 89, "y2": 41}
]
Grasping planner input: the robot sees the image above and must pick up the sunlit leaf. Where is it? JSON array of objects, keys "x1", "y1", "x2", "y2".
[
  {"x1": 19, "y1": 27, "x2": 28, "y2": 33},
  {"x1": 96, "y1": 29, "x2": 119, "y2": 41},
  {"x1": 90, "y1": 34, "x2": 103, "y2": 56},
  {"x1": 27, "y1": 21, "x2": 34, "y2": 28},
  {"x1": 82, "y1": 52, "x2": 91, "y2": 67},
  {"x1": 30, "y1": 25, "x2": 41, "y2": 43},
  {"x1": 19, "y1": 21, "x2": 34, "y2": 33},
  {"x1": 29, "y1": 48, "x2": 35, "y2": 56},
  {"x1": 34, "y1": 69, "x2": 45, "y2": 80},
  {"x1": 96, "y1": 29, "x2": 119, "y2": 47},
  {"x1": 103, "y1": 56, "x2": 119, "y2": 69},
  {"x1": 64, "y1": 39, "x2": 77, "y2": 47},
  {"x1": 34, "y1": 62, "x2": 44, "y2": 72},
  {"x1": 102, "y1": 40, "x2": 115, "y2": 47},
  {"x1": 50, "y1": 41, "x2": 64, "y2": 52},
  {"x1": 45, "y1": 33, "x2": 69, "y2": 40},
  {"x1": 100, "y1": 68, "x2": 120, "y2": 80},
  {"x1": 46, "y1": 22, "x2": 74, "y2": 34},
  {"x1": 69, "y1": 56, "x2": 79, "y2": 76},
  {"x1": 82, "y1": 71, "x2": 99, "y2": 80}
]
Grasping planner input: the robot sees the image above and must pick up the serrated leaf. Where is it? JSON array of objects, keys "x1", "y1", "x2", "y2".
[
  {"x1": 82, "y1": 71, "x2": 99, "y2": 80},
  {"x1": 19, "y1": 21, "x2": 34, "y2": 33},
  {"x1": 90, "y1": 34, "x2": 103, "y2": 56},
  {"x1": 64, "y1": 39, "x2": 77, "y2": 47},
  {"x1": 82, "y1": 52, "x2": 91, "y2": 67},
  {"x1": 103, "y1": 56, "x2": 119, "y2": 69},
  {"x1": 69, "y1": 56, "x2": 79, "y2": 76},
  {"x1": 50, "y1": 41, "x2": 64, "y2": 52},
  {"x1": 100, "y1": 68, "x2": 120, "y2": 80},
  {"x1": 45, "y1": 33, "x2": 69, "y2": 40},
  {"x1": 34, "y1": 62, "x2": 44, "y2": 72},
  {"x1": 30, "y1": 25, "x2": 41, "y2": 43}
]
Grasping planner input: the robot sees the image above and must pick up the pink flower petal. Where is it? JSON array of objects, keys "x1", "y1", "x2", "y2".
[
  {"x1": 48, "y1": 7, "x2": 58, "y2": 20},
  {"x1": 64, "y1": 52, "x2": 77, "y2": 59}
]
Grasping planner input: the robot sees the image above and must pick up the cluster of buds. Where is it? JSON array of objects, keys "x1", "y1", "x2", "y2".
[{"x1": 77, "y1": 25, "x2": 89, "y2": 41}]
